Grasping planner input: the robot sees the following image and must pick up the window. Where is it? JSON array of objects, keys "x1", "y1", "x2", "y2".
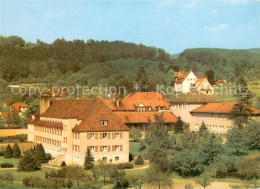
[
  {"x1": 90, "y1": 146, "x2": 95, "y2": 152},
  {"x1": 90, "y1": 133, "x2": 95, "y2": 139},
  {"x1": 103, "y1": 157, "x2": 107, "y2": 162},
  {"x1": 115, "y1": 133, "x2": 120, "y2": 139},
  {"x1": 102, "y1": 120, "x2": 108, "y2": 126},
  {"x1": 115, "y1": 156, "x2": 119, "y2": 161},
  {"x1": 103, "y1": 133, "x2": 107, "y2": 139},
  {"x1": 64, "y1": 137, "x2": 67, "y2": 143},
  {"x1": 103, "y1": 146, "x2": 107, "y2": 152},
  {"x1": 115, "y1": 145, "x2": 120, "y2": 151},
  {"x1": 64, "y1": 125, "x2": 67, "y2": 131}
]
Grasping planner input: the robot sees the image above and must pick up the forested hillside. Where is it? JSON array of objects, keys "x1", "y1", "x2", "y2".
[
  {"x1": 175, "y1": 48, "x2": 260, "y2": 82},
  {"x1": 0, "y1": 36, "x2": 174, "y2": 89},
  {"x1": 0, "y1": 36, "x2": 259, "y2": 90}
]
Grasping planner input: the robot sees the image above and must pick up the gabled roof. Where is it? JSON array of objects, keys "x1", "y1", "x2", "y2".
[
  {"x1": 191, "y1": 102, "x2": 260, "y2": 114},
  {"x1": 13, "y1": 102, "x2": 28, "y2": 112},
  {"x1": 194, "y1": 77, "x2": 208, "y2": 89},
  {"x1": 0, "y1": 112, "x2": 13, "y2": 119},
  {"x1": 114, "y1": 111, "x2": 177, "y2": 123},
  {"x1": 102, "y1": 92, "x2": 170, "y2": 111},
  {"x1": 39, "y1": 99, "x2": 129, "y2": 132},
  {"x1": 170, "y1": 93, "x2": 216, "y2": 103}
]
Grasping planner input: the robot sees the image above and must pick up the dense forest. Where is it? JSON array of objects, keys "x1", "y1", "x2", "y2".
[
  {"x1": 175, "y1": 48, "x2": 260, "y2": 82},
  {"x1": 0, "y1": 36, "x2": 260, "y2": 90}
]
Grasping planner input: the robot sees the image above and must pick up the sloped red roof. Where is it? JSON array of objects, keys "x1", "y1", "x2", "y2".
[
  {"x1": 215, "y1": 79, "x2": 226, "y2": 85},
  {"x1": 33, "y1": 120, "x2": 63, "y2": 128},
  {"x1": 191, "y1": 102, "x2": 260, "y2": 114},
  {"x1": 102, "y1": 92, "x2": 170, "y2": 111},
  {"x1": 0, "y1": 112, "x2": 13, "y2": 119},
  {"x1": 194, "y1": 77, "x2": 208, "y2": 89},
  {"x1": 39, "y1": 99, "x2": 129, "y2": 132},
  {"x1": 13, "y1": 102, "x2": 28, "y2": 112},
  {"x1": 114, "y1": 111, "x2": 177, "y2": 123}
]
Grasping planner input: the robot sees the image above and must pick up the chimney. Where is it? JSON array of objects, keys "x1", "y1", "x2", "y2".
[
  {"x1": 115, "y1": 96, "x2": 120, "y2": 108},
  {"x1": 40, "y1": 92, "x2": 51, "y2": 115}
]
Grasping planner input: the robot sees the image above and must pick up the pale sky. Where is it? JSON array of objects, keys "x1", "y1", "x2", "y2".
[{"x1": 1, "y1": 0, "x2": 259, "y2": 53}]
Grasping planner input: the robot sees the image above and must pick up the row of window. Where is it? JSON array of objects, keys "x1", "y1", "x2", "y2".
[
  {"x1": 73, "y1": 156, "x2": 120, "y2": 162},
  {"x1": 35, "y1": 136, "x2": 62, "y2": 147},
  {"x1": 194, "y1": 124, "x2": 232, "y2": 132},
  {"x1": 193, "y1": 113, "x2": 228, "y2": 119},
  {"x1": 72, "y1": 145, "x2": 123, "y2": 153},
  {"x1": 136, "y1": 106, "x2": 166, "y2": 112},
  {"x1": 87, "y1": 132, "x2": 123, "y2": 139},
  {"x1": 171, "y1": 103, "x2": 187, "y2": 109},
  {"x1": 35, "y1": 126, "x2": 62, "y2": 136}
]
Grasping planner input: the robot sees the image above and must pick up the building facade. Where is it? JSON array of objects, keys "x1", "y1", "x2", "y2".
[
  {"x1": 28, "y1": 94, "x2": 129, "y2": 165},
  {"x1": 190, "y1": 102, "x2": 260, "y2": 133},
  {"x1": 102, "y1": 92, "x2": 177, "y2": 130}
]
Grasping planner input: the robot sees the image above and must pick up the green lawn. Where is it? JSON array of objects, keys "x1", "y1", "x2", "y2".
[
  {"x1": 129, "y1": 141, "x2": 147, "y2": 158},
  {"x1": 0, "y1": 167, "x2": 55, "y2": 182},
  {"x1": 0, "y1": 156, "x2": 19, "y2": 167}
]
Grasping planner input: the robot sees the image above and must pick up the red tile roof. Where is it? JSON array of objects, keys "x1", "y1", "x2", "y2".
[
  {"x1": 0, "y1": 112, "x2": 13, "y2": 119},
  {"x1": 191, "y1": 102, "x2": 260, "y2": 114},
  {"x1": 34, "y1": 120, "x2": 63, "y2": 128},
  {"x1": 39, "y1": 99, "x2": 129, "y2": 132},
  {"x1": 114, "y1": 111, "x2": 177, "y2": 123},
  {"x1": 102, "y1": 92, "x2": 170, "y2": 111},
  {"x1": 13, "y1": 102, "x2": 28, "y2": 112}
]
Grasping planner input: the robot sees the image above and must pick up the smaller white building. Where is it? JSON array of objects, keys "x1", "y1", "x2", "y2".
[{"x1": 174, "y1": 71, "x2": 213, "y2": 94}]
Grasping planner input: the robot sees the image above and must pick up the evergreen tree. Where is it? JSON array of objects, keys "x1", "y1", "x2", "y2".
[
  {"x1": 199, "y1": 121, "x2": 207, "y2": 132},
  {"x1": 135, "y1": 155, "x2": 144, "y2": 165},
  {"x1": 12, "y1": 110, "x2": 21, "y2": 127},
  {"x1": 205, "y1": 69, "x2": 215, "y2": 85},
  {"x1": 84, "y1": 147, "x2": 94, "y2": 170},
  {"x1": 61, "y1": 161, "x2": 66, "y2": 167},
  {"x1": 174, "y1": 116, "x2": 184, "y2": 134},
  {"x1": 12, "y1": 143, "x2": 21, "y2": 158},
  {"x1": 18, "y1": 150, "x2": 41, "y2": 172},
  {"x1": 4, "y1": 144, "x2": 13, "y2": 159},
  {"x1": 35, "y1": 144, "x2": 46, "y2": 164},
  {"x1": 5, "y1": 114, "x2": 13, "y2": 127}
]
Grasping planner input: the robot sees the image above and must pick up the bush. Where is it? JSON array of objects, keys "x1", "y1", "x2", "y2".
[
  {"x1": 18, "y1": 150, "x2": 41, "y2": 172},
  {"x1": 0, "y1": 151, "x2": 4, "y2": 156},
  {"x1": 237, "y1": 159, "x2": 259, "y2": 180},
  {"x1": 4, "y1": 144, "x2": 13, "y2": 159},
  {"x1": 45, "y1": 153, "x2": 52, "y2": 161},
  {"x1": 129, "y1": 153, "x2": 135, "y2": 162},
  {"x1": 135, "y1": 155, "x2": 144, "y2": 165},
  {"x1": 61, "y1": 161, "x2": 66, "y2": 167},
  {"x1": 117, "y1": 163, "x2": 133, "y2": 170},
  {"x1": 0, "y1": 162, "x2": 14, "y2": 168},
  {"x1": 12, "y1": 143, "x2": 21, "y2": 158},
  {"x1": 22, "y1": 176, "x2": 45, "y2": 187}
]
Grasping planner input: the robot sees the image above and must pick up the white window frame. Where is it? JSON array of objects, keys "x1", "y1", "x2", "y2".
[
  {"x1": 115, "y1": 156, "x2": 119, "y2": 161},
  {"x1": 115, "y1": 133, "x2": 120, "y2": 139},
  {"x1": 115, "y1": 145, "x2": 120, "y2": 151},
  {"x1": 90, "y1": 146, "x2": 95, "y2": 152},
  {"x1": 103, "y1": 146, "x2": 107, "y2": 152},
  {"x1": 102, "y1": 120, "x2": 108, "y2": 126},
  {"x1": 90, "y1": 133, "x2": 95, "y2": 139},
  {"x1": 103, "y1": 133, "x2": 107, "y2": 139}
]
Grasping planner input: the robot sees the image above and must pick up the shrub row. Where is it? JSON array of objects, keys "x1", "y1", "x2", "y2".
[
  {"x1": 0, "y1": 162, "x2": 14, "y2": 168},
  {"x1": 117, "y1": 163, "x2": 133, "y2": 169}
]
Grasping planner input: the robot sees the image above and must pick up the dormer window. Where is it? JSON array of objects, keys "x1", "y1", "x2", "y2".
[{"x1": 102, "y1": 120, "x2": 108, "y2": 126}]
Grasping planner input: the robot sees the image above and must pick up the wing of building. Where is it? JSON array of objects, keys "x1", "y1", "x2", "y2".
[
  {"x1": 190, "y1": 102, "x2": 260, "y2": 133},
  {"x1": 102, "y1": 92, "x2": 177, "y2": 130},
  {"x1": 27, "y1": 94, "x2": 129, "y2": 165}
]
